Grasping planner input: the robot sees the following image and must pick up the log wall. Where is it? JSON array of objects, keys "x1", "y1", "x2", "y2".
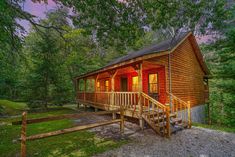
[{"x1": 148, "y1": 38, "x2": 206, "y2": 107}]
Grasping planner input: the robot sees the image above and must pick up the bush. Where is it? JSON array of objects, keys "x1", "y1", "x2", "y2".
[
  {"x1": 0, "y1": 105, "x2": 4, "y2": 116},
  {"x1": 27, "y1": 100, "x2": 47, "y2": 109}
]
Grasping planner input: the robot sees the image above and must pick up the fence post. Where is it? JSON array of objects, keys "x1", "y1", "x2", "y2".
[
  {"x1": 187, "y1": 101, "x2": 191, "y2": 128},
  {"x1": 165, "y1": 105, "x2": 171, "y2": 137},
  {"x1": 21, "y1": 112, "x2": 27, "y2": 157},
  {"x1": 120, "y1": 107, "x2": 124, "y2": 134}
]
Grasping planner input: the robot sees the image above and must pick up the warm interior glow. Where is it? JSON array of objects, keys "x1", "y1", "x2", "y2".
[
  {"x1": 105, "y1": 80, "x2": 109, "y2": 86},
  {"x1": 149, "y1": 73, "x2": 158, "y2": 93},
  {"x1": 132, "y1": 76, "x2": 138, "y2": 91},
  {"x1": 105, "y1": 80, "x2": 109, "y2": 91},
  {"x1": 149, "y1": 74, "x2": 158, "y2": 83}
]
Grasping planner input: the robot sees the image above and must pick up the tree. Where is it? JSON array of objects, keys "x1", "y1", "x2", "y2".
[
  {"x1": 23, "y1": 8, "x2": 71, "y2": 107},
  {"x1": 202, "y1": 28, "x2": 235, "y2": 127},
  {"x1": 58, "y1": 0, "x2": 229, "y2": 48}
]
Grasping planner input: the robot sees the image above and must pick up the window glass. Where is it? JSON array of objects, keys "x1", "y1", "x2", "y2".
[
  {"x1": 96, "y1": 81, "x2": 100, "y2": 91},
  {"x1": 105, "y1": 80, "x2": 109, "y2": 91},
  {"x1": 86, "y1": 79, "x2": 95, "y2": 92},
  {"x1": 132, "y1": 76, "x2": 138, "y2": 92},
  {"x1": 78, "y1": 79, "x2": 85, "y2": 91},
  {"x1": 149, "y1": 74, "x2": 158, "y2": 93}
]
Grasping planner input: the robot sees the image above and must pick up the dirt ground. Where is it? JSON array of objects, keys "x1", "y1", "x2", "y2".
[{"x1": 74, "y1": 113, "x2": 235, "y2": 157}]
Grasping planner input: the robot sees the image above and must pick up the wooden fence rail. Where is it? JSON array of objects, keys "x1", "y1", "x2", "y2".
[
  {"x1": 14, "y1": 109, "x2": 124, "y2": 157},
  {"x1": 12, "y1": 110, "x2": 120, "y2": 125}
]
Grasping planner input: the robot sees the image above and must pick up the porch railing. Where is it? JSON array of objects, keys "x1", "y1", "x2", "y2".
[
  {"x1": 77, "y1": 91, "x2": 172, "y2": 137},
  {"x1": 77, "y1": 91, "x2": 139, "y2": 110},
  {"x1": 166, "y1": 92, "x2": 191, "y2": 128}
]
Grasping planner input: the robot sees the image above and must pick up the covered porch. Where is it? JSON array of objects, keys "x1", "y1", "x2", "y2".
[
  {"x1": 76, "y1": 61, "x2": 167, "y2": 117},
  {"x1": 75, "y1": 59, "x2": 191, "y2": 137}
]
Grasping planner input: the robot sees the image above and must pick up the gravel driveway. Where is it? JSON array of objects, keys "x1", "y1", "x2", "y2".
[
  {"x1": 82, "y1": 117, "x2": 235, "y2": 157},
  {"x1": 73, "y1": 113, "x2": 235, "y2": 157}
]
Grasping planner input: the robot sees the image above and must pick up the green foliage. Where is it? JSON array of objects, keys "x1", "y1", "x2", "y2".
[
  {"x1": 63, "y1": 28, "x2": 103, "y2": 77},
  {"x1": 59, "y1": 0, "x2": 229, "y2": 48},
  {"x1": 202, "y1": 28, "x2": 235, "y2": 127},
  {"x1": 193, "y1": 123, "x2": 235, "y2": 133},
  {"x1": 0, "y1": 0, "x2": 29, "y2": 52},
  {"x1": 0, "y1": 52, "x2": 21, "y2": 99},
  {"x1": 0, "y1": 100, "x2": 27, "y2": 116},
  {"x1": 22, "y1": 8, "x2": 73, "y2": 106}
]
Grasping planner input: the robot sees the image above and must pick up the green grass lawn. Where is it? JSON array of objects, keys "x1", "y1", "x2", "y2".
[
  {"x1": 0, "y1": 102, "x2": 127, "y2": 157},
  {"x1": 193, "y1": 123, "x2": 235, "y2": 133},
  {"x1": 0, "y1": 99, "x2": 28, "y2": 116}
]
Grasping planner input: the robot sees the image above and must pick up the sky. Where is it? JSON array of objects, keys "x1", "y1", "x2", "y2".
[
  {"x1": 20, "y1": 0, "x2": 211, "y2": 44},
  {"x1": 19, "y1": 0, "x2": 58, "y2": 30},
  {"x1": 22, "y1": 0, "x2": 57, "y2": 18}
]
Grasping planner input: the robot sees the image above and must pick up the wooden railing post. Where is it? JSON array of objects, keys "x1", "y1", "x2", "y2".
[
  {"x1": 21, "y1": 112, "x2": 27, "y2": 157},
  {"x1": 187, "y1": 101, "x2": 191, "y2": 128},
  {"x1": 84, "y1": 78, "x2": 86, "y2": 101},
  {"x1": 165, "y1": 104, "x2": 171, "y2": 137},
  {"x1": 120, "y1": 107, "x2": 124, "y2": 134},
  {"x1": 137, "y1": 63, "x2": 143, "y2": 129},
  {"x1": 109, "y1": 70, "x2": 117, "y2": 111}
]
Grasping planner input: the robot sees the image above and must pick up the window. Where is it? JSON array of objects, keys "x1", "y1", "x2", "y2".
[
  {"x1": 86, "y1": 79, "x2": 95, "y2": 92},
  {"x1": 132, "y1": 76, "x2": 138, "y2": 92},
  {"x1": 149, "y1": 73, "x2": 158, "y2": 93},
  {"x1": 105, "y1": 80, "x2": 109, "y2": 91},
  {"x1": 96, "y1": 81, "x2": 100, "y2": 91},
  {"x1": 78, "y1": 79, "x2": 85, "y2": 91}
]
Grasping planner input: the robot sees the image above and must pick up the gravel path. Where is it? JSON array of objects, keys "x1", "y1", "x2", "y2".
[
  {"x1": 94, "y1": 126, "x2": 235, "y2": 157},
  {"x1": 73, "y1": 113, "x2": 235, "y2": 157}
]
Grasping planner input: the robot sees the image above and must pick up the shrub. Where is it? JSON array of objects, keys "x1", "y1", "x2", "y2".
[{"x1": 27, "y1": 100, "x2": 47, "y2": 109}]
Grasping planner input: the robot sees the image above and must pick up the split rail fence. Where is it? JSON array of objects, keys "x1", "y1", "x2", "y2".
[{"x1": 12, "y1": 109, "x2": 124, "y2": 157}]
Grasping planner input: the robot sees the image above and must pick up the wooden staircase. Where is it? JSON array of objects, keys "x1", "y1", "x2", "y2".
[{"x1": 141, "y1": 92, "x2": 191, "y2": 137}]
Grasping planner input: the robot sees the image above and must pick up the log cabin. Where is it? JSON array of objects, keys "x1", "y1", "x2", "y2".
[{"x1": 74, "y1": 32, "x2": 209, "y2": 136}]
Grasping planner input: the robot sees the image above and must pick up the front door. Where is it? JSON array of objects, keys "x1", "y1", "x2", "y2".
[
  {"x1": 148, "y1": 73, "x2": 159, "y2": 100},
  {"x1": 121, "y1": 77, "x2": 128, "y2": 91}
]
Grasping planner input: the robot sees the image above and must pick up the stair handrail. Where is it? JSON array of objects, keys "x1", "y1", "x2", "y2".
[
  {"x1": 141, "y1": 92, "x2": 166, "y2": 108},
  {"x1": 141, "y1": 92, "x2": 171, "y2": 137},
  {"x1": 167, "y1": 92, "x2": 188, "y2": 106},
  {"x1": 166, "y1": 92, "x2": 191, "y2": 128}
]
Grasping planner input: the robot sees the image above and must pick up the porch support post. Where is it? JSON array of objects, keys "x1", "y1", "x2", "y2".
[
  {"x1": 137, "y1": 63, "x2": 144, "y2": 129},
  {"x1": 76, "y1": 79, "x2": 80, "y2": 109},
  {"x1": 110, "y1": 70, "x2": 118, "y2": 117},
  {"x1": 95, "y1": 74, "x2": 99, "y2": 103},
  {"x1": 84, "y1": 78, "x2": 87, "y2": 110}
]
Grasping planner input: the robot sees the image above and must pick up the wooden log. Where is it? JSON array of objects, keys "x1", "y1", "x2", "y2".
[
  {"x1": 21, "y1": 112, "x2": 27, "y2": 157},
  {"x1": 84, "y1": 79, "x2": 86, "y2": 101},
  {"x1": 12, "y1": 110, "x2": 120, "y2": 125},
  {"x1": 137, "y1": 63, "x2": 144, "y2": 129},
  {"x1": 120, "y1": 108, "x2": 125, "y2": 134},
  {"x1": 25, "y1": 119, "x2": 122, "y2": 141},
  {"x1": 165, "y1": 105, "x2": 171, "y2": 138},
  {"x1": 112, "y1": 112, "x2": 116, "y2": 120},
  {"x1": 187, "y1": 101, "x2": 191, "y2": 128}
]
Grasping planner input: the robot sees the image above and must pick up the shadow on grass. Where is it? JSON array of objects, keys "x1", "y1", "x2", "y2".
[{"x1": 0, "y1": 113, "x2": 127, "y2": 157}]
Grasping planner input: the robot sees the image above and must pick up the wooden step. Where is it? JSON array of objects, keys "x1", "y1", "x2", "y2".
[
  {"x1": 171, "y1": 125, "x2": 184, "y2": 134},
  {"x1": 170, "y1": 118, "x2": 182, "y2": 125},
  {"x1": 142, "y1": 115, "x2": 162, "y2": 135},
  {"x1": 156, "y1": 121, "x2": 167, "y2": 128},
  {"x1": 176, "y1": 122, "x2": 188, "y2": 128},
  {"x1": 143, "y1": 111, "x2": 165, "y2": 117},
  {"x1": 151, "y1": 113, "x2": 177, "y2": 122}
]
